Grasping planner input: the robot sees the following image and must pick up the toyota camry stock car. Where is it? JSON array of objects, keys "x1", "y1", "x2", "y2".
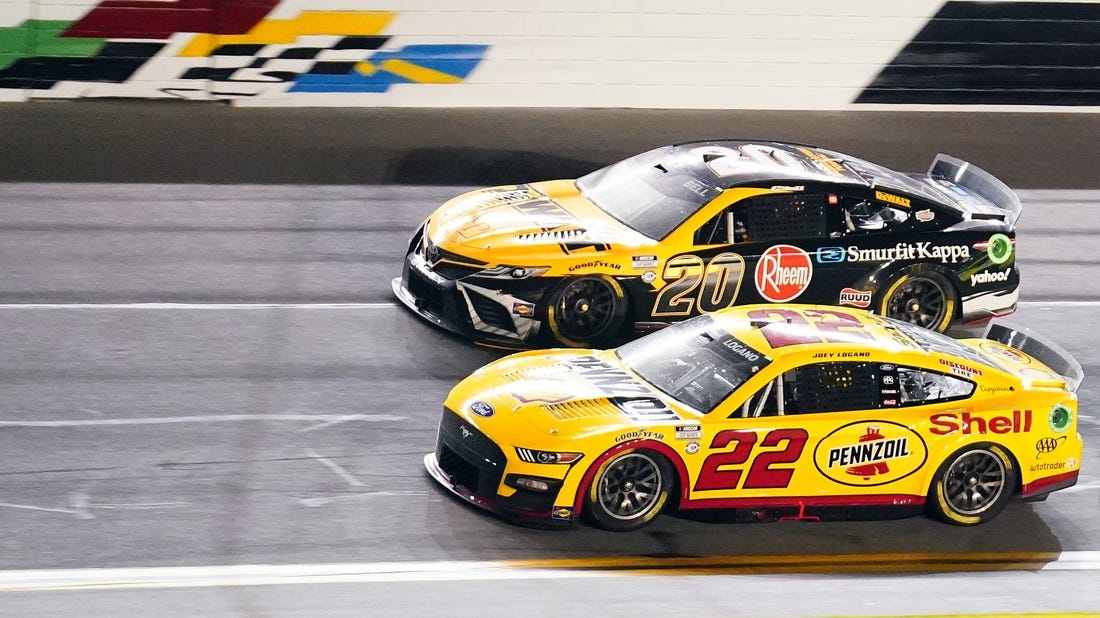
[
  {"x1": 393, "y1": 140, "x2": 1021, "y2": 348},
  {"x1": 423, "y1": 305, "x2": 1083, "y2": 531}
]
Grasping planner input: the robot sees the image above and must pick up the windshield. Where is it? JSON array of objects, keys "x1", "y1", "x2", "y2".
[
  {"x1": 616, "y1": 317, "x2": 771, "y2": 412},
  {"x1": 575, "y1": 146, "x2": 722, "y2": 240},
  {"x1": 886, "y1": 318, "x2": 1008, "y2": 373}
]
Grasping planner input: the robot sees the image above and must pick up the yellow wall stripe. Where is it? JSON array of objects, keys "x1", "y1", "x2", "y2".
[
  {"x1": 378, "y1": 59, "x2": 463, "y2": 83},
  {"x1": 179, "y1": 11, "x2": 395, "y2": 57}
]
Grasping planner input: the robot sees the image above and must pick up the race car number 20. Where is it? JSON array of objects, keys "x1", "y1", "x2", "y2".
[
  {"x1": 653, "y1": 252, "x2": 746, "y2": 317},
  {"x1": 694, "y1": 428, "x2": 809, "y2": 491}
]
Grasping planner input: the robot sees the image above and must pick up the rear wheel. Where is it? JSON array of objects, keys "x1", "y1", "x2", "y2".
[
  {"x1": 879, "y1": 269, "x2": 956, "y2": 332},
  {"x1": 927, "y1": 444, "x2": 1017, "y2": 525},
  {"x1": 584, "y1": 450, "x2": 673, "y2": 532},
  {"x1": 545, "y1": 275, "x2": 628, "y2": 347}
]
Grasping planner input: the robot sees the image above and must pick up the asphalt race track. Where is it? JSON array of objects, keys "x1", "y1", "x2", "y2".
[{"x1": 0, "y1": 183, "x2": 1098, "y2": 617}]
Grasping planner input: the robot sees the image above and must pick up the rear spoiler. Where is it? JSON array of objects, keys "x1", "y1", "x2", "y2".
[
  {"x1": 984, "y1": 322, "x2": 1084, "y2": 392},
  {"x1": 929, "y1": 154, "x2": 1023, "y2": 227}
]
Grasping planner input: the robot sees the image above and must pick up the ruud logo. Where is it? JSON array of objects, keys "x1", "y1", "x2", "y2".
[
  {"x1": 816, "y1": 247, "x2": 846, "y2": 263},
  {"x1": 839, "y1": 287, "x2": 872, "y2": 308}
]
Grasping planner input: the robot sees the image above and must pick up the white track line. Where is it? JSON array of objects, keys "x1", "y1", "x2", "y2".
[
  {"x1": 2, "y1": 552, "x2": 1100, "y2": 591},
  {"x1": 0, "y1": 414, "x2": 405, "y2": 428},
  {"x1": 302, "y1": 448, "x2": 364, "y2": 487}
]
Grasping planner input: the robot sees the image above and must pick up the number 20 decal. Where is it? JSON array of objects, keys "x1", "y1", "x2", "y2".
[
  {"x1": 694, "y1": 428, "x2": 809, "y2": 491},
  {"x1": 653, "y1": 252, "x2": 745, "y2": 317}
]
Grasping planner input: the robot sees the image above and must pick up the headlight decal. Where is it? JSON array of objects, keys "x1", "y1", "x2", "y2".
[{"x1": 515, "y1": 447, "x2": 583, "y2": 465}]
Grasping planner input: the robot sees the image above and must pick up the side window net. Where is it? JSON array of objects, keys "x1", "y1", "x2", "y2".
[
  {"x1": 743, "y1": 194, "x2": 827, "y2": 241},
  {"x1": 786, "y1": 361, "x2": 880, "y2": 414}
]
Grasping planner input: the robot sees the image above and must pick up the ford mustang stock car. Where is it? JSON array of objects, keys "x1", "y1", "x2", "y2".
[
  {"x1": 423, "y1": 305, "x2": 1083, "y2": 531},
  {"x1": 393, "y1": 140, "x2": 1022, "y2": 348}
]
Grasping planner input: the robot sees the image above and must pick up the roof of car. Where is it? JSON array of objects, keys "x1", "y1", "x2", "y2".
[{"x1": 666, "y1": 139, "x2": 949, "y2": 206}]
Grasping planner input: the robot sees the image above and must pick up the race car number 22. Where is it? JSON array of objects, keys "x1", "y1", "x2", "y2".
[
  {"x1": 653, "y1": 252, "x2": 746, "y2": 317},
  {"x1": 694, "y1": 428, "x2": 809, "y2": 491}
]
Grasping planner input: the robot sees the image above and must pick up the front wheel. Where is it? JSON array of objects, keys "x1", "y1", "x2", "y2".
[
  {"x1": 927, "y1": 444, "x2": 1017, "y2": 525},
  {"x1": 583, "y1": 450, "x2": 673, "y2": 532},
  {"x1": 544, "y1": 275, "x2": 628, "y2": 347},
  {"x1": 878, "y1": 269, "x2": 957, "y2": 333}
]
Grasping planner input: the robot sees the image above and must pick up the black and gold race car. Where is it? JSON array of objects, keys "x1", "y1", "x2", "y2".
[{"x1": 392, "y1": 140, "x2": 1021, "y2": 348}]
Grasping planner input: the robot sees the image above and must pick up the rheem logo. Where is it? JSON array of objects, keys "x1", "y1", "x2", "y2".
[{"x1": 755, "y1": 245, "x2": 813, "y2": 302}]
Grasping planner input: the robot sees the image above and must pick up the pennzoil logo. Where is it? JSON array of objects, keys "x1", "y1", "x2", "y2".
[{"x1": 814, "y1": 421, "x2": 928, "y2": 487}]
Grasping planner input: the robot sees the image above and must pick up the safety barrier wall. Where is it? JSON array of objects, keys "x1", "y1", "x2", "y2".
[{"x1": 2, "y1": 0, "x2": 1099, "y2": 108}]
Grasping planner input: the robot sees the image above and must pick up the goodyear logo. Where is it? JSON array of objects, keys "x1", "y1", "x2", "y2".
[
  {"x1": 875, "y1": 191, "x2": 911, "y2": 208},
  {"x1": 814, "y1": 421, "x2": 927, "y2": 487}
]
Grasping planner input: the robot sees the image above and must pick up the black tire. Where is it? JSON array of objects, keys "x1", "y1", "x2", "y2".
[
  {"x1": 544, "y1": 275, "x2": 628, "y2": 347},
  {"x1": 927, "y1": 443, "x2": 1017, "y2": 525},
  {"x1": 878, "y1": 268, "x2": 957, "y2": 333},
  {"x1": 583, "y1": 449, "x2": 673, "y2": 532}
]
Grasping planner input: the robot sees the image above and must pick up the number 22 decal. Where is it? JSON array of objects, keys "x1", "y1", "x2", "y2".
[
  {"x1": 694, "y1": 428, "x2": 809, "y2": 491},
  {"x1": 746, "y1": 307, "x2": 874, "y2": 348},
  {"x1": 653, "y1": 252, "x2": 745, "y2": 317}
]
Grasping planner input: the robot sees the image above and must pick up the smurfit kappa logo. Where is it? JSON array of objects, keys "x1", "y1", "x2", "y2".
[{"x1": 816, "y1": 247, "x2": 846, "y2": 263}]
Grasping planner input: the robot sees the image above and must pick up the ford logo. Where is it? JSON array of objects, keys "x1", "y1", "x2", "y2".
[{"x1": 470, "y1": 401, "x2": 495, "y2": 417}]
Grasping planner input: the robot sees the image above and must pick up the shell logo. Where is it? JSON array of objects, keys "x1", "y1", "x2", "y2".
[
  {"x1": 754, "y1": 245, "x2": 813, "y2": 302},
  {"x1": 814, "y1": 421, "x2": 928, "y2": 487}
]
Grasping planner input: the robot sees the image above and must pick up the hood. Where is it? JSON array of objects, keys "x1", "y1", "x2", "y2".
[
  {"x1": 447, "y1": 349, "x2": 688, "y2": 438},
  {"x1": 426, "y1": 181, "x2": 651, "y2": 261}
]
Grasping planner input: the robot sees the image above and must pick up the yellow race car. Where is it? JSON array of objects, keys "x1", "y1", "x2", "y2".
[{"x1": 424, "y1": 305, "x2": 1083, "y2": 531}]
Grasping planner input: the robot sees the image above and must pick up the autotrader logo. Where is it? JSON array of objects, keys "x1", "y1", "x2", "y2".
[{"x1": 816, "y1": 247, "x2": 846, "y2": 263}]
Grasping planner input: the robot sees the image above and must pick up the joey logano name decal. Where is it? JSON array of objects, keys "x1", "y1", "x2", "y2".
[
  {"x1": 754, "y1": 245, "x2": 813, "y2": 302},
  {"x1": 813, "y1": 421, "x2": 928, "y2": 487},
  {"x1": 564, "y1": 356, "x2": 680, "y2": 421}
]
